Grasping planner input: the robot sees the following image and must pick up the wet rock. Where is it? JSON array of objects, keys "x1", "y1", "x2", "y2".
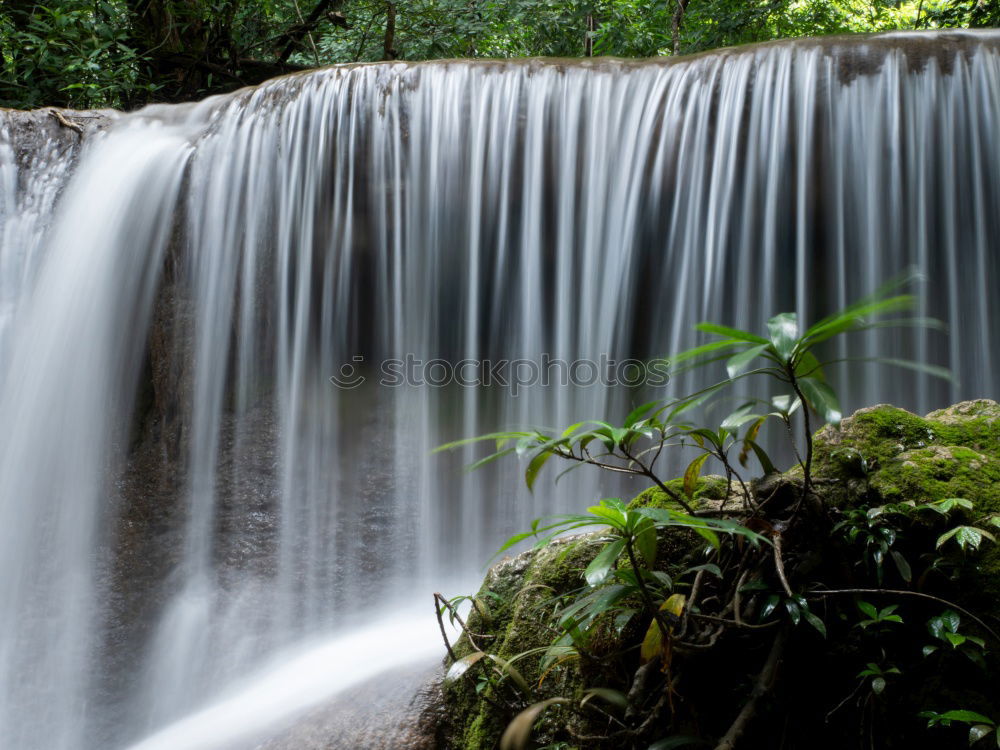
[{"x1": 248, "y1": 661, "x2": 444, "y2": 750}]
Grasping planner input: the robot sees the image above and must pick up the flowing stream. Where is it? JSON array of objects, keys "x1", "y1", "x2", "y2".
[{"x1": 0, "y1": 30, "x2": 997, "y2": 750}]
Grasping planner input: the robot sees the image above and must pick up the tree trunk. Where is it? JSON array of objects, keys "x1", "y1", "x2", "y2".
[
  {"x1": 382, "y1": 2, "x2": 398, "y2": 60},
  {"x1": 672, "y1": 0, "x2": 689, "y2": 56}
]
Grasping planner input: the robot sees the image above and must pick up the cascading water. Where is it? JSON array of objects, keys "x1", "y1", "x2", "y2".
[
  {"x1": 0, "y1": 111, "x2": 87, "y2": 364},
  {"x1": 0, "y1": 30, "x2": 997, "y2": 750}
]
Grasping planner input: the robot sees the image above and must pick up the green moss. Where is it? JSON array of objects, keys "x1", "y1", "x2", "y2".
[
  {"x1": 869, "y1": 445, "x2": 1000, "y2": 509},
  {"x1": 441, "y1": 535, "x2": 605, "y2": 748},
  {"x1": 811, "y1": 400, "x2": 1000, "y2": 511},
  {"x1": 810, "y1": 400, "x2": 1000, "y2": 603},
  {"x1": 461, "y1": 711, "x2": 499, "y2": 750},
  {"x1": 628, "y1": 474, "x2": 729, "y2": 511},
  {"x1": 813, "y1": 401, "x2": 1000, "y2": 481}
]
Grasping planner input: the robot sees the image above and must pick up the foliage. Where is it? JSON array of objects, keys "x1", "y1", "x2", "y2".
[
  {"x1": 921, "y1": 709, "x2": 1000, "y2": 747},
  {"x1": 2, "y1": 0, "x2": 997, "y2": 109},
  {"x1": 0, "y1": 1, "x2": 152, "y2": 109},
  {"x1": 435, "y1": 278, "x2": 1000, "y2": 748}
]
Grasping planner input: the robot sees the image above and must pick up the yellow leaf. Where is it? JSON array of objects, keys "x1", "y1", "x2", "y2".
[
  {"x1": 662, "y1": 593, "x2": 686, "y2": 617},
  {"x1": 640, "y1": 594, "x2": 686, "y2": 663},
  {"x1": 683, "y1": 454, "x2": 709, "y2": 498}
]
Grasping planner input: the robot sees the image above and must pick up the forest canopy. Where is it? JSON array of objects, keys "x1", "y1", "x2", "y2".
[{"x1": 1, "y1": 0, "x2": 998, "y2": 110}]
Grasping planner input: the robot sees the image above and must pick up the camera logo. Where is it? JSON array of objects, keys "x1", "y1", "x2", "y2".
[{"x1": 328, "y1": 355, "x2": 366, "y2": 389}]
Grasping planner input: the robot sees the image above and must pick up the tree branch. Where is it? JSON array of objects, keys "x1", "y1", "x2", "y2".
[{"x1": 278, "y1": 0, "x2": 343, "y2": 63}]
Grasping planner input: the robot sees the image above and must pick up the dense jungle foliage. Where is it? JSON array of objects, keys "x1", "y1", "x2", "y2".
[{"x1": 1, "y1": 0, "x2": 998, "y2": 110}]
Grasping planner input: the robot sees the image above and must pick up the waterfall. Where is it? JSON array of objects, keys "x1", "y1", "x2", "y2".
[{"x1": 0, "y1": 30, "x2": 997, "y2": 749}]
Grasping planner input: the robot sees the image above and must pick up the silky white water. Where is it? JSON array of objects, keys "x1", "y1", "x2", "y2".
[
  {"x1": 0, "y1": 31, "x2": 997, "y2": 749},
  {"x1": 125, "y1": 609, "x2": 443, "y2": 750}
]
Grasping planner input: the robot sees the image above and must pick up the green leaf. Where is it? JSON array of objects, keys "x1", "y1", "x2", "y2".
[
  {"x1": 687, "y1": 428, "x2": 722, "y2": 451},
  {"x1": 694, "y1": 322, "x2": 769, "y2": 345},
  {"x1": 743, "y1": 438, "x2": 778, "y2": 475},
  {"x1": 634, "y1": 518, "x2": 658, "y2": 568},
  {"x1": 667, "y1": 339, "x2": 746, "y2": 368},
  {"x1": 585, "y1": 538, "x2": 627, "y2": 587},
  {"x1": 784, "y1": 599, "x2": 802, "y2": 625},
  {"x1": 937, "y1": 498, "x2": 975, "y2": 513},
  {"x1": 803, "y1": 275, "x2": 918, "y2": 344},
  {"x1": 946, "y1": 632, "x2": 968, "y2": 648},
  {"x1": 737, "y1": 417, "x2": 766, "y2": 467},
  {"x1": 651, "y1": 571, "x2": 673, "y2": 592},
  {"x1": 874, "y1": 357, "x2": 954, "y2": 383},
  {"x1": 445, "y1": 651, "x2": 488, "y2": 682},
  {"x1": 434, "y1": 431, "x2": 533, "y2": 453},
  {"x1": 794, "y1": 350, "x2": 825, "y2": 380},
  {"x1": 937, "y1": 526, "x2": 995, "y2": 552},
  {"x1": 933, "y1": 710, "x2": 995, "y2": 725},
  {"x1": 466, "y1": 447, "x2": 517, "y2": 472},
  {"x1": 500, "y1": 698, "x2": 571, "y2": 750},
  {"x1": 625, "y1": 401, "x2": 660, "y2": 427},
  {"x1": 721, "y1": 402, "x2": 763, "y2": 432},
  {"x1": 857, "y1": 600, "x2": 878, "y2": 619},
  {"x1": 558, "y1": 585, "x2": 631, "y2": 628},
  {"x1": 798, "y1": 377, "x2": 842, "y2": 425},
  {"x1": 804, "y1": 610, "x2": 827, "y2": 638},
  {"x1": 942, "y1": 610, "x2": 962, "y2": 633},
  {"x1": 767, "y1": 312, "x2": 799, "y2": 361},
  {"x1": 690, "y1": 524, "x2": 721, "y2": 551},
  {"x1": 561, "y1": 421, "x2": 585, "y2": 438},
  {"x1": 683, "y1": 454, "x2": 710, "y2": 499},
  {"x1": 726, "y1": 344, "x2": 770, "y2": 379},
  {"x1": 587, "y1": 500, "x2": 629, "y2": 533},
  {"x1": 758, "y1": 594, "x2": 779, "y2": 621},
  {"x1": 525, "y1": 450, "x2": 553, "y2": 491},
  {"x1": 770, "y1": 394, "x2": 796, "y2": 414},
  {"x1": 890, "y1": 550, "x2": 912, "y2": 583},
  {"x1": 487, "y1": 653, "x2": 532, "y2": 694},
  {"x1": 928, "y1": 616, "x2": 946, "y2": 640}
]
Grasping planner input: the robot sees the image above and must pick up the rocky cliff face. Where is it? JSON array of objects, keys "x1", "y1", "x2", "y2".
[{"x1": 0, "y1": 107, "x2": 114, "y2": 166}]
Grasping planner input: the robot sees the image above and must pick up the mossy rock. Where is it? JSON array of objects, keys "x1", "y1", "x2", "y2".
[
  {"x1": 442, "y1": 534, "x2": 605, "y2": 749},
  {"x1": 812, "y1": 399, "x2": 1000, "y2": 511},
  {"x1": 814, "y1": 399, "x2": 1000, "y2": 600},
  {"x1": 628, "y1": 474, "x2": 729, "y2": 511}
]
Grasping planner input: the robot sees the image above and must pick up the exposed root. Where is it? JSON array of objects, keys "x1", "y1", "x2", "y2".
[
  {"x1": 47, "y1": 108, "x2": 85, "y2": 135},
  {"x1": 714, "y1": 626, "x2": 788, "y2": 750}
]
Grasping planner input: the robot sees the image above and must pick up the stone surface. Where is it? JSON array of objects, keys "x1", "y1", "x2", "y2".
[{"x1": 248, "y1": 661, "x2": 444, "y2": 750}]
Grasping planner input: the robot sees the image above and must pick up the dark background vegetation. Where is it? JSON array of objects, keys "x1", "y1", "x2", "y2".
[{"x1": 1, "y1": 0, "x2": 998, "y2": 110}]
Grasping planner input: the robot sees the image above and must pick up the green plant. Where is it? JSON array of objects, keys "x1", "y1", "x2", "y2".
[
  {"x1": 855, "y1": 601, "x2": 904, "y2": 631},
  {"x1": 920, "y1": 709, "x2": 1000, "y2": 747},
  {"x1": 857, "y1": 661, "x2": 901, "y2": 695},
  {"x1": 436, "y1": 277, "x2": 999, "y2": 749}
]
